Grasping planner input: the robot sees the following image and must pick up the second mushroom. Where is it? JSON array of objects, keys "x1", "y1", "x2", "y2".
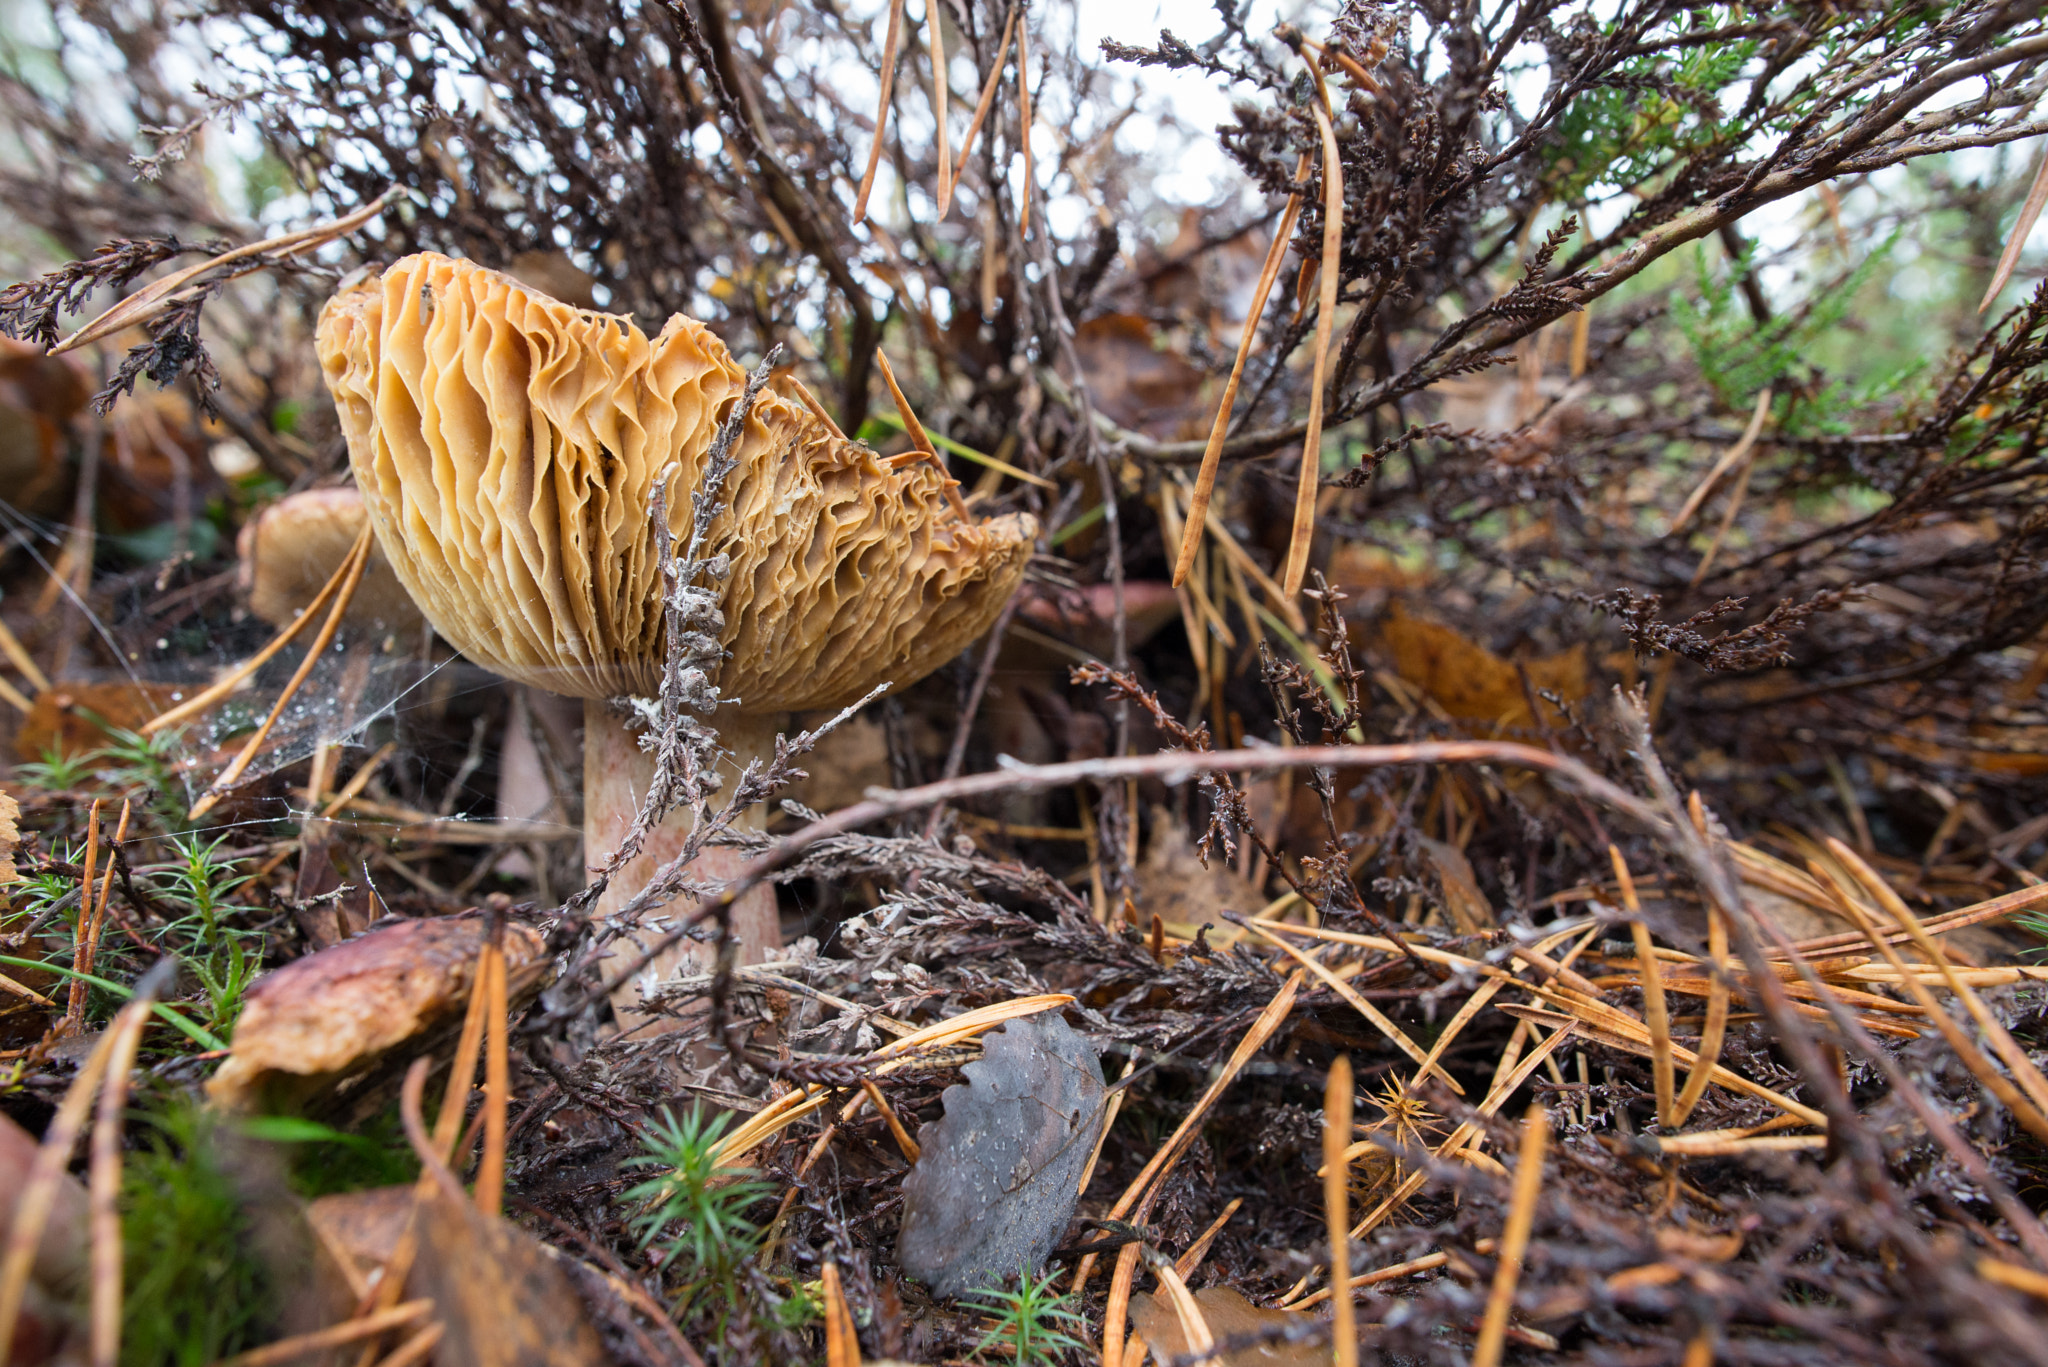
[{"x1": 316, "y1": 253, "x2": 1036, "y2": 1028}]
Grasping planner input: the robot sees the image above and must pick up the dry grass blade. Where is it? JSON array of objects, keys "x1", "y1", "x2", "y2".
[
  {"x1": 215, "y1": 1302, "x2": 435, "y2": 1367},
  {"x1": 1669, "y1": 387, "x2": 1773, "y2": 536},
  {"x1": 787, "y1": 373, "x2": 849, "y2": 439},
  {"x1": 1688, "y1": 419, "x2": 1767, "y2": 588},
  {"x1": 474, "y1": 922, "x2": 509, "y2": 1217},
  {"x1": 365, "y1": 1321, "x2": 443, "y2": 1367},
  {"x1": 1669, "y1": 903, "x2": 1730, "y2": 1128},
  {"x1": 1325, "y1": 1055, "x2": 1358, "y2": 1367},
  {"x1": 1979, "y1": 144, "x2": 2048, "y2": 312},
  {"x1": 1172, "y1": 157, "x2": 1306, "y2": 588},
  {"x1": 1826, "y1": 838, "x2": 2048, "y2": 1117},
  {"x1": 1281, "y1": 76, "x2": 1345, "y2": 599},
  {"x1": 1245, "y1": 920, "x2": 1462, "y2": 1092},
  {"x1": 145, "y1": 522, "x2": 374, "y2": 736},
  {"x1": 853, "y1": 0, "x2": 908, "y2": 225},
  {"x1": 1145, "y1": 1252, "x2": 1216, "y2": 1364},
  {"x1": 1774, "y1": 880, "x2": 2048, "y2": 960},
  {"x1": 874, "y1": 346, "x2": 969, "y2": 517},
  {"x1": 1015, "y1": 13, "x2": 1032, "y2": 232},
  {"x1": 1077, "y1": 1055, "x2": 1136, "y2": 1197},
  {"x1": 0, "y1": 616, "x2": 49, "y2": 693},
  {"x1": 1084, "y1": 970, "x2": 1303, "y2": 1277},
  {"x1": 52, "y1": 189, "x2": 399, "y2": 356},
  {"x1": 1089, "y1": 971, "x2": 1302, "y2": 1360},
  {"x1": 1980, "y1": 1257, "x2": 2048, "y2": 1300},
  {"x1": 860, "y1": 1079, "x2": 921, "y2": 1162},
  {"x1": 944, "y1": 4, "x2": 1017, "y2": 217},
  {"x1": 822, "y1": 1263, "x2": 860, "y2": 1367},
  {"x1": 1472, "y1": 1104, "x2": 1548, "y2": 1367},
  {"x1": 0, "y1": 1022, "x2": 118, "y2": 1354},
  {"x1": 1291, "y1": 1251, "x2": 1454, "y2": 1310},
  {"x1": 89, "y1": 973, "x2": 164, "y2": 1367},
  {"x1": 77, "y1": 800, "x2": 131, "y2": 1026},
  {"x1": 1175, "y1": 1197, "x2": 1243, "y2": 1280},
  {"x1": 927, "y1": 0, "x2": 951, "y2": 216},
  {"x1": 65, "y1": 798, "x2": 102, "y2": 1029},
  {"x1": 709, "y1": 994, "x2": 1075, "y2": 1168},
  {"x1": 1654, "y1": 1133, "x2": 1825, "y2": 1156},
  {"x1": 188, "y1": 526, "x2": 372, "y2": 819},
  {"x1": 1612, "y1": 846, "x2": 1675, "y2": 1126}
]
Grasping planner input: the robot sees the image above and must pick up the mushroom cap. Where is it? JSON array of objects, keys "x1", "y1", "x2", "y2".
[
  {"x1": 316, "y1": 253, "x2": 1036, "y2": 710},
  {"x1": 235, "y1": 485, "x2": 424, "y2": 633}
]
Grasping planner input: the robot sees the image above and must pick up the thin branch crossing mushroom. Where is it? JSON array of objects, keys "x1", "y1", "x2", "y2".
[{"x1": 315, "y1": 253, "x2": 1035, "y2": 1024}]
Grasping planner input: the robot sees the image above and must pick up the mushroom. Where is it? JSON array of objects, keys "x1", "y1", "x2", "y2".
[
  {"x1": 236, "y1": 485, "x2": 423, "y2": 635},
  {"x1": 315, "y1": 252, "x2": 1035, "y2": 1024}
]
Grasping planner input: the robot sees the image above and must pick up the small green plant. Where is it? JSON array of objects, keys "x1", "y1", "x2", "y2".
[
  {"x1": 98, "y1": 726, "x2": 193, "y2": 829},
  {"x1": 121, "y1": 1099, "x2": 278, "y2": 1366},
  {"x1": 152, "y1": 834, "x2": 260, "y2": 1036},
  {"x1": 15, "y1": 745, "x2": 96, "y2": 792},
  {"x1": 620, "y1": 1106, "x2": 773, "y2": 1328},
  {"x1": 961, "y1": 1269, "x2": 1089, "y2": 1366},
  {"x1": 236, "y1": 1112, "x2": 420, "y2": 1196}
]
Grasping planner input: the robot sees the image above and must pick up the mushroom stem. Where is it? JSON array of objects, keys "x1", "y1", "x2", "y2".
[{"x1": 584, "y1": 700, "x2": 783, "y2": 1033}]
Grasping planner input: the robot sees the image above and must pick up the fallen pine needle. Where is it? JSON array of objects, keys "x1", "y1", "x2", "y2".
[
  {"x1": 1473, "y1": 1104, "x2": 1549, "y2": 1367},
  {"x1": 1980, "y1": 1255, "x2": 2048, "y2": 1300},
  {"x1": 1979, "y1": 144, "x2": 2048, "y2": 312},
  {"x1": 90, "y1": 965, "x2": 169, "y2": 1367},
  {"x1": 214, "y1": 1301, "x2": 435, "y2": 1367},
  {"x1": 1325, "y1": 1055, "x2": 1358, "y2": 1367},
  {"x1": 1281, "y1": 65, "x2": 1346, "y2": 599},
  {"x1": 822, "y1": 1263, "x2": 861, "y2": 1367},
  {"x1": 853, "y1": 0, "x2": 908, "y2": 225},
  {"x1": 1173, "y1": 156, "x2": 1306, "y2": 587},
  {"x1": 1613, "y1": 846, "x2": 1676, "y2": 1127}
]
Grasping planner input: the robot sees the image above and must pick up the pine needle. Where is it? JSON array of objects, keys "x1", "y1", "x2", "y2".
[
  {"x1": 1282, "y1": 68, "x2": 1346, "y2": 598},
  {"x1": 1325, "y1": 1055, "x2": 1358, "y2": 1367},
  {"x1": 1978, "y1": 144, "x2": 2048, "y2": 313},
  {"x1": 1172, "y1": 156, "x2": 1306, "y2": 588},
  {"x1": 853, "y1": 0, "x2": 909, "y2": 226},
  {"x1": 1473, "y1": 1104, "x2": 1548, "y2": 1367}
]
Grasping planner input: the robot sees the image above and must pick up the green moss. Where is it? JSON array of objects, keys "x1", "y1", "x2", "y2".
[{"x1": 120, "y1": 1101, "x2": 278, "y2": 1367}]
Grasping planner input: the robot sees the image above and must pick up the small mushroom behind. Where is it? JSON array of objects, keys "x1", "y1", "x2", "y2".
[
  {"x1": 316, "y1": 252, "x2": 1036, "y2": 1030},
  {"x1": 236, "y1": 485, "x2": 423, "y2": 636}
]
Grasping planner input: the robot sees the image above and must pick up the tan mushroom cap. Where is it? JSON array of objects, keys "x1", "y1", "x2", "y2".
[
  {"x1": 235, "y1": 485, "x2": 424, "y2": 633},
  {"x1": 315, "y1": 253, "x2": 1036, "y2": 711}
]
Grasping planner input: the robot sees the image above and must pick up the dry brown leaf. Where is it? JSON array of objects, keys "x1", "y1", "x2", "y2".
[
  {"x1": 1073, "y1": 314, "x2": 1212, "y2": 441},
  {"x1": 1377, "y1": 601, "x2": 1586, "y2": 732},
  {"x1": 16, "y1": 681, "x2": 184, "y2": 762},
  {"x1": 897, "y1": 1014, "x2": 1105, "y2": 1297},
  {"x1": 303, "y1": 1184, "x2": 610, "y2": 1366},
  {"x1": 0, "y1": 1111, "x2": 89, "y2": 1365},
  {"x1": 1415, "y1": 836, "x2": 1494, "y2": 932},
  {"x1": 412, "y1": 1182, "x2": 609, "y2": 1366},
  {"x1": 1128, "y1": 1285, "x2": 1333, "y2": 1365},
  {"x1": 1135, "y1": 803, "x2": 1264, "y2": 925},
  {"x1": 207, "y1": 913, "x2": 549, "y2": 1114},
  {"x1": 0, "y1": 789, "x2": 19, "y2": 887}
]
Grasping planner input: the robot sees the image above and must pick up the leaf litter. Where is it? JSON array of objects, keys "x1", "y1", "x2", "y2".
[{"x1": 7, "y1": 1, "x2": 2048, "y2": 1365}]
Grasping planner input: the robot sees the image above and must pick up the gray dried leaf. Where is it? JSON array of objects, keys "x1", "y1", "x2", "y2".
[{"x1": 897, "y1": 1013, "x2": 1105, "y2": 1297}]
